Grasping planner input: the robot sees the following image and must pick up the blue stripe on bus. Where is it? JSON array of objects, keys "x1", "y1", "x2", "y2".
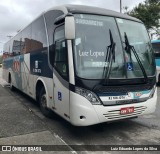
[
  {"x1": 151, "y1": 40, "x2": 160, "y2": 43},
  {"x1": 155, "y1": 58, "x2": 160, "y2": 67}
]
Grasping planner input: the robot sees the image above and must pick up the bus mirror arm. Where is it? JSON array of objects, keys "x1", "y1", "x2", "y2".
[
  {"x1": 54, "y1": 13, "x2": 73, "y2": 25},
  {"x1": 54, "y1": 13, "x2": 75, "y2": 40},
  {"x1": 54, "y1": 14, "x2": 66, "y2": 25}
]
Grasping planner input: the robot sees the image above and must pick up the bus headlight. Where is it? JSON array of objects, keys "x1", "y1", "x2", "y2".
[{"x1": 75, "y1": 87, "x2": 101, "y2": 105}]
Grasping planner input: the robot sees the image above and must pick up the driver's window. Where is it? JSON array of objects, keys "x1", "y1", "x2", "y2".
[{"x1": 54, "y1": 26, "x2": 68, "y2": 80}]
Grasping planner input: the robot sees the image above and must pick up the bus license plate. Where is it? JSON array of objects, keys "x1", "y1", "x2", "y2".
[{"x1": 120, "y1": 107, "x2": 134, "y2": 115}]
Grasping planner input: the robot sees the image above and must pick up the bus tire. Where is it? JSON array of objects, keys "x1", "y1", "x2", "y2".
[{"x1": 39, "y1": 88, "x2": 53, "y2": 118}]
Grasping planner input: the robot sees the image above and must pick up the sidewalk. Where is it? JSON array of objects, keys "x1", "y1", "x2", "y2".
[{"x1": 0, "y1": 69, "x2": 72, "y2": 153}]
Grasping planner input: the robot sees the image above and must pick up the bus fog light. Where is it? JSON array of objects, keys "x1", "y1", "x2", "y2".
[{"x1": 75, "y1": 87, "x2": 101, "y2": 105}]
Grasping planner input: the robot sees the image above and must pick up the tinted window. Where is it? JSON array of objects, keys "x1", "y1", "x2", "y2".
[
  {"x1": 117, "y1": 18, "x2": 155, "y2": 77},
  {"x1": 44, "y1": 10, "x2": 64, "y2": 66},
  {"x1": 31, "y1": 16, "x2": 47, "y2": 52},
  {"x1": 44, "y1": 10, "x2": 63, "y2": 45},
  {"x1": 3, "y1": 41, "x2": 11, "y2": 59},
  {"x1": 12, "y1": 35, "x2": 21, "y2": 56},
  {"x1": 22, "y1": 26, "x2": 31, "y2": 54},
  {"x1": 54, "y1": 26, "x2": 68, "y2": 79}
]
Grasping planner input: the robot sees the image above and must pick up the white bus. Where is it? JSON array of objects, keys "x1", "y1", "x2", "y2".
[{"x1": 2, "y1": 5, "x2": 157, "y2": 126}]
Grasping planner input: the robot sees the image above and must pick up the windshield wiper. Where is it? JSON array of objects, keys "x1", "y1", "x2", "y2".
[
  {"x1": 103, "y1": 29, "x2": 115, "y2": 85},
  {"x1": 124, "y1": 32, "x2": 148, "y2": 83}
]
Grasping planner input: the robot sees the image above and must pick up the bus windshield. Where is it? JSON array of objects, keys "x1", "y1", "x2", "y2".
[{"x1": 73, "y1": 14, "x2": 155, "y2": 80}]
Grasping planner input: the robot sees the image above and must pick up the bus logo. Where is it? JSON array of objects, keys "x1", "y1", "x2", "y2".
[
  {"x1": 135, "y1": 92, "x2": 142, "y2": 97},
  {"x1": 127, "y1": 62, "x2": 133, "y2": 71},
  {"x1": 58, "y1": 92, "x2": 62, "y2": 101},
  {"x1": 2, "y1": 146, "x2": 11, "y2": 151}
]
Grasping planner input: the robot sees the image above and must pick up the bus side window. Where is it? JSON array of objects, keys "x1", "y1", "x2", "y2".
[{"x1": 54, "y1": 26, "x2": 68, "y2": 80}]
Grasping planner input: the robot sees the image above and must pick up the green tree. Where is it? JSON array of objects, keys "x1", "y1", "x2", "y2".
[{"x1": 128, "y1": 0, "x2": 160, "y2": 37}]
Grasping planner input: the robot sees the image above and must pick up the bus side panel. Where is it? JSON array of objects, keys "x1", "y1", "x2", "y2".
[
  {"x1": 52, "y1": 73, "x2": 70, "y2": 122},
  {"x1": 2, "y1": 53, "x2": 54, "y2": 111},
  {"x1": 21, "y1": 53, "x2": 34, "y2": 97},
  {"x1": 2, "y1": 54, "x2": 33, "y2": 98},
  {"x1": 29, "y1": 49, "x2": 54, "y2": 105},
  {"x1": 3, "y1": 56, "x2": 21, "y2": 89},
  {"x1": 9, "y1": 55, "x2": 26, "y2": 91}
]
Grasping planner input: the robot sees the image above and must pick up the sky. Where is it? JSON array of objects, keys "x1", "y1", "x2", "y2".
[{"x1": 0, "y1": 0, "x2": 145, "y2": 53}]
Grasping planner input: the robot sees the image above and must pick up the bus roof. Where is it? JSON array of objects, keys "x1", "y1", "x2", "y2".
[
  {"x1": 4, "y1": 5, "x2": 142, "y2": 46},
  {"x1": 49, "y1": 5, "x2": 142, "y2": 23},
  {"x1": 151, "y1": 40, "x2": 160, "y2": 43}
]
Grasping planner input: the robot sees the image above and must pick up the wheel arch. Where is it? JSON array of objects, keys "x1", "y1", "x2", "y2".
[
  {"x1": 7, "y1": 68, "x2": 13, "y2": 84},
  {"x1": 35, "y1": 78, "x2": 49, "y2": 107},
  {"x1": 8, "y1": 72, "x2": 11, "y2": 83}
]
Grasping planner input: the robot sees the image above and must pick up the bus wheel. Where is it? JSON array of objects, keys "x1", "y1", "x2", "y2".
[{"x1": 39, "y1": 88, "x2": 53, "y2": 118}]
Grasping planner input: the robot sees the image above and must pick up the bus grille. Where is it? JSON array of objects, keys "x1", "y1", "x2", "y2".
[
  {"x1": 103, "y1": 106, "x2": 147, "y2": 120},
  {"x1": 98, "y1": 85, "x2": 152, "y2": 93}
]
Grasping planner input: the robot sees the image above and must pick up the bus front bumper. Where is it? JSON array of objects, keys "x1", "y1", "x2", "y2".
[{"x1": 70, "y1": 89, "x2": 157, "y2": 126}]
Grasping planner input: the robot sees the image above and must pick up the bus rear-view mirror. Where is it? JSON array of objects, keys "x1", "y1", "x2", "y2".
[{"x1": 65, "y1": 16, "x2": 75, "y2": 40}]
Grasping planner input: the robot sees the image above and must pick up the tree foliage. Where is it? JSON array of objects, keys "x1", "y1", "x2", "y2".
[{"x1": 128, "y1": 0, "x2": 160, "y2": 36}]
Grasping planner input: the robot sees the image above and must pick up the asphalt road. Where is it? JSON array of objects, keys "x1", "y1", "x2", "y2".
[{"x1": 0, "y1": 68, "x2": 160, "y2": 154}]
